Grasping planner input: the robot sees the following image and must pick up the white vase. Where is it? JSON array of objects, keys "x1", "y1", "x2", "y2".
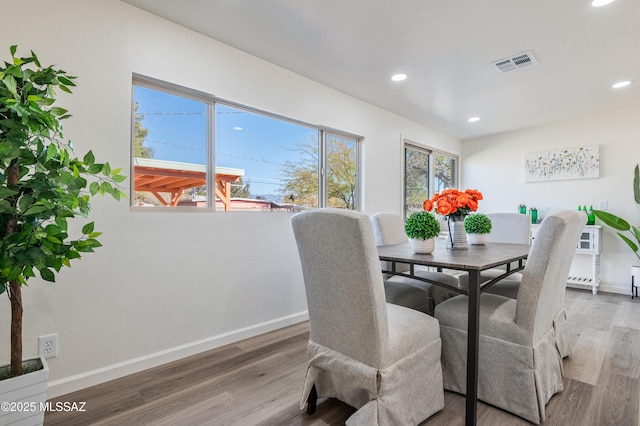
[
  {"x1": 0, "y1": 357, "x2": 49, "y2": 426},
  {"x1": 410, "y1": 238, "x2": 435, "y2": 254},
  {"x1": 468, "y1": 233, "x2": 488, "y2": 245},
  {"x1": 446, "y1": 216, "x2": 468, "y2": 249}
]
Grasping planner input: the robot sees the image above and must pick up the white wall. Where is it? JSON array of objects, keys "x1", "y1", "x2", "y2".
[
  {"x1": 0, "y1": 0, "x2": 460, "y2": 397},
  {"x1": 462, "y1": 105, "x2": 640, "y2": 294}
]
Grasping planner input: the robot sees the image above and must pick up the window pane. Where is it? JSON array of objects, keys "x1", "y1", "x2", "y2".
[
  {"x1": 405, "y1": 147, "x2": 430, "y2": 217},
  {"x1": 215, "y1": 104, "x2": 318, "y2": 211},
  {"x1": 325, "y1": 133, "x2": 357, "y2": 209},
  {"x1": 133, "y1": 86, "x2": 208, "y2": 207},
  {"x1": 434, "y1": 154, "x2": 456, "y2": 192}
]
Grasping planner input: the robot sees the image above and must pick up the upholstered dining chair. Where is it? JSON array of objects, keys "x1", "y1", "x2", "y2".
[
  {"x1": 455, "y1": 212, "x2": 531, "y2": 297},
  {"x1": 484, "y1": 212, "x2": 531, "y2": 273},
  {"x1": 371, "y1": 212, "x2": 459, "y2": 315},
  {"x1": 432, "y1": 213, "x2": 531, "y2": 306},
  {"x1": 487, "y1": 212, "x2": 531, "y2": 243},
  {"x1": 433, "y1": 210, "x2": 586, "y2": 424},
  {"x1": 485, "y1": 213, "x2": 572, "y2": 357},
  {"x1": 292, "y1": 208, "x2": 444, "y2": 425},
  {"x1": 466, "y1": 212, "x2": 573, "y2": 358}
]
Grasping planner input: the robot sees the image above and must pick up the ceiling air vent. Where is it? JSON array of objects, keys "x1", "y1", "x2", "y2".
[{"x1": 492, "y1": 51, "x2": 538, "y2": 74}]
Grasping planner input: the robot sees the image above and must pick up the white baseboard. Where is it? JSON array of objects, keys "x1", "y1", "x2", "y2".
[
  {"x1": 46, "y1": 311, "x2": 309, "y2": 399},
  {"x1": 567, "y1": 282, "x2": 630, "y2": 296},
  {"x1": 596, "y1": 283, "x2": 631, "y2": 296}
]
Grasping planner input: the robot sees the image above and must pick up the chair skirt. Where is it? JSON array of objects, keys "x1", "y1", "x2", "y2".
[
  {"x1": 438, "y1": 323, "x2": 563, "y2": 424},
  {"x1": 300, "y1": 338, "x2": 444, "y2": 425}
]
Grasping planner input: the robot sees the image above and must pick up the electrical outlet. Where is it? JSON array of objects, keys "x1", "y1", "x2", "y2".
[
  {"x1": 38, "y1": 334, "x2": 58, "y2": 359},
  {"x1": 598, "y1": 200, "x2": 607, "y2": 210}
]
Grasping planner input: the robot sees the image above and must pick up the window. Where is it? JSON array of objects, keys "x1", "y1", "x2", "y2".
[
  {"x1": 323, "y1": 132, "x2": 358, "y2": 209},
  {"x1": 404, "y1": 142, "x2": 457, "y2": 217},
  {"x1": 133, "y1": 85, "x2": 208, "y2": 207},
  {"x1": 132, "y1": 76, "x2": 359, "y2": 211}
]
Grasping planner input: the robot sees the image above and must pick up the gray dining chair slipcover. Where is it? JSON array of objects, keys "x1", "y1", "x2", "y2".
[
  {"x1": 432, "y1": 212, "x2": 532, "y2": 306},
  {"x1": 292, "y1": 208, "x2": 444, "y2": 425},
  {"x1": 486, "y1": 212, "x2": 532, "y2": 244},
  {"x1": 485, "y1": 212, "x2": 573, "y2": 358},
  {"x1": 458, "y1": 212, "x2": 573, "y2": 358},
  {"x1": 434, "y1": 210, "x2": 586, "y2": 424},
  {"x1": 371, "y1": 212, "x2": 459, "y2": 315},
  {"x1": 441, "y1": 212, "x2": 530, "y2": 297},
  {"x1": 483, "y1": 212, "x2": 531, "y2": 279},
  {"x1": 442, "y1": 212, "x2": 572, "y2": 357}
]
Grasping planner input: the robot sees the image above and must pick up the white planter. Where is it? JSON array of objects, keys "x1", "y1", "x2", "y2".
[
  {"x1": 0, "y1": 357, "x2": 49, "y2": 426},
  {"x1": 632, "y1": 265, "x2": 640, "y2": 298},
  {"x1": 410, "y1": 238, "x2": 435, "y2": 254},
  {"x1": 467, "y1": 233, "x2": 488, "y2": 245}
]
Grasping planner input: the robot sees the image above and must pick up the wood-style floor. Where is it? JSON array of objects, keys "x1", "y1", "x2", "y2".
[{"x1": 44, "y1": 288, "x2": 640, "y2": 426}]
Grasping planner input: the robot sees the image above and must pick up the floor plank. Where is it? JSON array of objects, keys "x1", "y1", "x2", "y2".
[{"x1": 44, "y1": 289, "x2": 640, "y2": 425}]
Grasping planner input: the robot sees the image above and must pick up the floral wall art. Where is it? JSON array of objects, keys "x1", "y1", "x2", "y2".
[{"x1": 524, "y1": 145, "x2": 599, "y2": 182}]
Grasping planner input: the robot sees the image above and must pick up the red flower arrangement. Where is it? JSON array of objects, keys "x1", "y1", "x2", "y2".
[{"x1": 423, "y1": 188, "x2": 483, "y2": 218}]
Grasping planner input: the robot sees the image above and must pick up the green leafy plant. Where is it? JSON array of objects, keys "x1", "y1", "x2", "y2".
[
  {"x1": 593, "y1": 164, "x2": 640, "y2": 261},
  {"x1": 464, "y1": 213, "x2": 492, "y2": 234},
  {"x1": 635, "y1": 164, "x2": 640, "y2": 204},
  {"x1": 1, "y1": 46, "x2": 125, "y2": 378},
  {"x1": 404, "y1": 211, "x2": 440, "y2": 240}
]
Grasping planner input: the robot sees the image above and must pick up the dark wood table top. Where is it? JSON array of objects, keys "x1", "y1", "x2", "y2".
[{"x1": 377, "y1": 239, "x2": 530, "y2": 272}]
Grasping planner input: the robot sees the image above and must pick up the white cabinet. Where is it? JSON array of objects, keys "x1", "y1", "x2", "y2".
[{"x1": 531, "y1": 224, "x2": 601, "y2": 294}]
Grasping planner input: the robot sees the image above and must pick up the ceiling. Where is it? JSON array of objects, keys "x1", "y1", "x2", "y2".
[{"x1": 121, "y1": 0, "x2": 640, "y2": 140}]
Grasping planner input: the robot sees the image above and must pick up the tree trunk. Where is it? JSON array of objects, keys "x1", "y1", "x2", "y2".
[
  {"x1": 9, "y1": 281, "x2": 23, "y2": 377},
  {"x1": 6, "y1": 160, "x2": 23, "y2": 377}
]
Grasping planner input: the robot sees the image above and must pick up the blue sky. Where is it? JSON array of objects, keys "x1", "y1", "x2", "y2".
[{"x1": 134, "y1": 86, "x2": 316, "y2": 197}]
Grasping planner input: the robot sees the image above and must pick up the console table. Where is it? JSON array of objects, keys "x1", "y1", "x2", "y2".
[{"x1": 531, "y1": 224, "x2": 601, "y2": 294}]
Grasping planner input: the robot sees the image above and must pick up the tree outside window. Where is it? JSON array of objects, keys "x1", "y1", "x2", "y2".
[{"x1": 404, "y1": 143, "x2": 457, "y2": 218}]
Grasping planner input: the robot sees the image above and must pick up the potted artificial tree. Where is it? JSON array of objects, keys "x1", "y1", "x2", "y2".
[
  {"x1": 404, "y1": 211, "x2": 440, "y2": 254},
  {"x1": 593, "y1": 164, "x2": 640, "y2": 295},
  {"x1": 0, "y1": 46, "x2": 125, "y2": 424},
  {"x1": 464, "y1": 213, "x2": 492, "y2": 245}
]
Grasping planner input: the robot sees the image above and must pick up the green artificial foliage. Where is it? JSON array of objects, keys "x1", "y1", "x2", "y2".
[
  {"x1": 464, "y1": 213, "x2": 492, "y2": 234},
  {"x1": 593, "y1": 163, "x2": 640, "y2": 262},
  {"x1": 1, "y1": 46, "x2": 125, "y2": 378},
  {"x1": 593, "y1": 209, "x2": 640, "y2": 261},
  {"x1": 404, "y1": 211, "x2": 441, "y2": 240},
  {"x1": 635, "y1": 164, "x2": 640, "y2": 204}
]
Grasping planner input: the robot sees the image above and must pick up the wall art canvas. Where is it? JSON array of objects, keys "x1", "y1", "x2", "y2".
[{"x1": 524, "y1": 145, "x2": 599, "y2": 182}]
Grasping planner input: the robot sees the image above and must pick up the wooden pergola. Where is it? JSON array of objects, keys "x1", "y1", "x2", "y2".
[{"x1": 134, "y1": 158, "x2": 244, "y2": 210}]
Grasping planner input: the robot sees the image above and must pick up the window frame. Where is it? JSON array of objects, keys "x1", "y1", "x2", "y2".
[
  {"x1": 402, "y1": 140, "x2": 459, "y2": 218},
  {"x1": 131, "y1": 74, "x2": 361, "y2": 212}
]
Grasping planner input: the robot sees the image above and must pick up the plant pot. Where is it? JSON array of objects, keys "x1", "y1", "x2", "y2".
[
  {"x1": 0, "y1": 357, "x2": 49, "y2": 426},
  {"x1": 632, "y1": 265, "x2": 640, "y2": 298},
  {"x1": 468, "y1": 233, "x2": 488, "y2": 245},
  {"x1": 410, "y1": 238, "x2": 435, "y2": 254}
]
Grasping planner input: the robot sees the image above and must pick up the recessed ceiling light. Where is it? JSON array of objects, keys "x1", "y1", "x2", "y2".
[
  {"x1": 612, "y1": 80, "x2": 631, "y2": 89},
  {"x1": 468, "y1": 117, "x2": 480, "y2": 123},
  {"x1": 391, "y1": 73, "x2": 407, "y2": 82},
  {"x1": 592, "y1": 0, "x2": 615, "y2": 7},
  {"x1": 233, "y1": 126, "x2": 243, "y2": 131}
]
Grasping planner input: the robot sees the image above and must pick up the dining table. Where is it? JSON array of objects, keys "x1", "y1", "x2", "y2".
[{"x1": 377, "y1": 238, "x2": 530, "y2": 426}]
